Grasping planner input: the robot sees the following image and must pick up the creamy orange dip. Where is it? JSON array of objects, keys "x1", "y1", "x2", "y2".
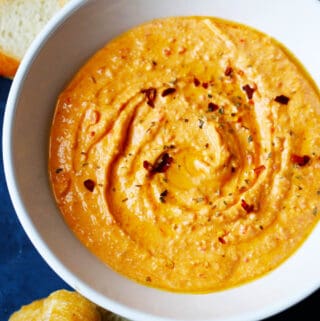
[{"x1": 49, "y1": 17, "x2": 320, "y2": 292}]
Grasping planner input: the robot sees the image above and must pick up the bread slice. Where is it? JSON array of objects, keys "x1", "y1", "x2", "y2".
[
  {"x1": 8, "y1": 289, "x2": 129, "y2": 321},
  {"x1": 0, "y1": 0, "x2": 68, "y2": 78},
  {"x1": 9, "y1": 290, "x2": 102, "y2": 321}
]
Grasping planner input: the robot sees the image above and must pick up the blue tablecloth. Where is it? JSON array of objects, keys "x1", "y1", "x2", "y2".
[
  {"x1": 0, "y1": 77, "x2": 71, "y2": 321},
  {"x1": 0, "y1": 75, "x2": 319, "y2": 321}
]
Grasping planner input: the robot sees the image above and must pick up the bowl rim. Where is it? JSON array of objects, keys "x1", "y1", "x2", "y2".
[{"x1": 2, "y1": 1, "x2": 320, "y2": 321}]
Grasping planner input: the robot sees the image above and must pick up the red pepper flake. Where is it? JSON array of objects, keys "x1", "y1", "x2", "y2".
[
  {"x1": 193, "y1": 77, "x2": 200, "y2": 87},
  {"x1": 202, "y1": 82, "x2": 209, "y2": 89},
  {"x1": 153, "y1": 153, "x2": 173, "y2": 173},
  {"x1": 291, "y1": 154, "x2": 310, "y2": 166},
  {"x1": 65, "y1": 97, "x2": 71, "y2": 104},
  {"x1": 141, "y1": 88, "x2": 157, "y2": 107},
  {"x1": 274, "y1": 95, "x2": 290, "y2": 105},
  {"x1": 161, "y1": 87, "x2": 176, "y2": 97},
  {"x1": 218, "y1": 236, "x2": 226, "y2": 244},
  {"x1": 55, "y1": 168, "x2": 63, "y2": 174},
  {"x1": 163, "y1": 48, "x2": 172, "y2": 56},
  {"x1": 143, "y1": 160, "x2": 153, "y2": 171},
  {"x1": 242, "y1": 84, "x2": 255, "y2": 99},
  {"x1": 241, "y1": 199, "x2": 254, "y2": 213},
  {"x1": 225, "y1": 66, "x2": 233, "y2": 76},
  {"x1": 178, "y1": 47, "x2": 187, "y2": 54},
  {"x1": 208, "y1": 102, "x2": 219, "y2": 112},
  {"x1": 84, "y1": 179, "x2": 95, "y2": 192},
  {"x1": 144, "y1": 152, "x2": 173, "y2": 174},
  {"x1": 254, "y1": 165, "x2": 266, "y2": 175}
]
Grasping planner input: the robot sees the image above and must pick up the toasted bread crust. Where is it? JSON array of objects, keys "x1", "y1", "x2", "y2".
[{"x1": 0, "y1": 51, "x2": 19, "y2": 78}]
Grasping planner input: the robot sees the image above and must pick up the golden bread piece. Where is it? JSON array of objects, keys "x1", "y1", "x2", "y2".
[
  {"x1": 9, "y1": 290, "x2": 101, "y2": 321},
  {"x1": 8, "y1": 298, "x2": 45, "y2": 321}
]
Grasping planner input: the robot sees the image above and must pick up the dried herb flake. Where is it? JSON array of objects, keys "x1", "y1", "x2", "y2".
[
  {"x1": 198, "y1": 119, "x2": 205, "y2": 129},
  {"x1": 312, "y1": 206, "x2": 318, "y2": 216}
]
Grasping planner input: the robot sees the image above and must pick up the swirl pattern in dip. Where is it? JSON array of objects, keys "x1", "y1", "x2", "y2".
[{"x1": 49, "y1": 17, "x2": 320, "y2": 292}]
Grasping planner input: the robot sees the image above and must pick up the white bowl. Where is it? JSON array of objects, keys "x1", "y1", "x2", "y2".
[{"x1": 3, "y1": 0, "x2": 320, "y2": 320}]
